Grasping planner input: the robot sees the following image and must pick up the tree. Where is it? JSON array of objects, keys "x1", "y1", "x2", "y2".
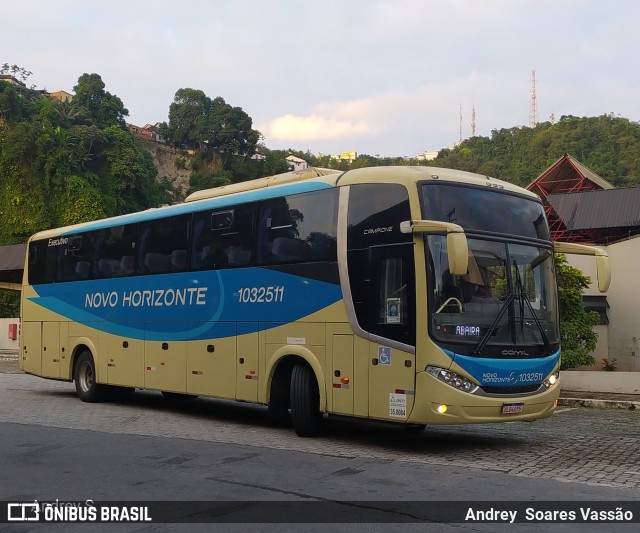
[
  {"x1": 0, "y1": 81, "x2": 28, "y2": 124},
  {"x1": 73, "y1": 73, "x2": 128, "y2": 128},
  {"x1": 101, "y1": 125, "x2": 162, "y2": 213},
  {"x1": 207, "y1": 96, "x2": 259, "y2": 156},
  {"x1": 555, "y1": 254, "x2": 600, "y2": 369},
  {"x1": 0, "y1": 67, "x2": 166, "y2": 244},
  {"x1": 164, "y1": 89, "x2": 260, "y2": 156},
  {"x1": 165, "y1": 88, "x2": 212, "y2": 146},
  {"x1": 0, "y1": 290, "x2": 19, "y2": 318}
]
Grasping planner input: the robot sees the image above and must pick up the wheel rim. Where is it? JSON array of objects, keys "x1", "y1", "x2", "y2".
[{"x1": 79, "y1": 361, "x2": 93, "y2": 392}]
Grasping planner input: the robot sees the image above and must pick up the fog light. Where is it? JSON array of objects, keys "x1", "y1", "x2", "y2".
[
  {"x1": 437, "y1": 404, "x2": 448, "y2": 414},
  {"x1": 543, "y1": 371, "x2": 560, "y2": 389}
]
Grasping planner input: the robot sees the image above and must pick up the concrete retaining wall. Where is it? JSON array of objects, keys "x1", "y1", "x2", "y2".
[
  {"x1": 561, "y1": 370, "x2": 640, "y2": 394},
  {"x1": 0, "y1": 318, "x2": 19, "y2": 350}
]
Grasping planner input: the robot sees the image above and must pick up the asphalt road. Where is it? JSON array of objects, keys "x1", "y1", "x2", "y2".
[{"x1": 1, "y1": 362, "x2": 639, "y2": 532}]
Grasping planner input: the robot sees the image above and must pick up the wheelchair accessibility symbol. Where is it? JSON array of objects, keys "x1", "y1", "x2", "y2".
[{"x1": 378, "y1": 347, "x2": 391, "y2": 366}]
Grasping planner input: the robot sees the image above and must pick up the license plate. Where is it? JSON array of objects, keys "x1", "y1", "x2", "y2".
[{"x1": 501, "y1": 402, "x2": 524, "y2": 414}]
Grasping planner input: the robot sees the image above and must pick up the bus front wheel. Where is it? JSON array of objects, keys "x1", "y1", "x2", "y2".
[
  {"x1": 290, "y1": 362, "x2": 322, "y2": 437},
  {"x1": 74, "y1": 351, "x2": 105, "y2": 403}
]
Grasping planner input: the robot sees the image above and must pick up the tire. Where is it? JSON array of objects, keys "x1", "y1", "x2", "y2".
[
  {"x1": 74, "y1": 351, "x2": 105, "y2": 403},
  {"x1": 290, "y1": 362, "x2": 322, "y2": 437}
]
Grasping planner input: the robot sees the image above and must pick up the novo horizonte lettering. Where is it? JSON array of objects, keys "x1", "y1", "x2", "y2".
[{"x1": 84, "y1": 287, "x2": 208, "y2": 309}]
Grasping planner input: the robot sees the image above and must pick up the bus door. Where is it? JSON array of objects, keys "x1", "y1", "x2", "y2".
[
  {"x1": 366, "y1": 246, "x2": 416, "y2": 422},
  {"x1": 345, "y1": 183, "x2": 417, "y2": 422}
]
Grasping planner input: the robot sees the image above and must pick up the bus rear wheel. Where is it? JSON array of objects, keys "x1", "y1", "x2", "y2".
[
  {"x1": 74, "y1": 351, "x2": 105, "y2": 403},
  {"x1": 290, "y1": 362, "x2": 322, "y2": 437}
]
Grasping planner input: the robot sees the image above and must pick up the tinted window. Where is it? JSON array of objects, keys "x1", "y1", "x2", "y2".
[
  {"x1": 138, "y1": 215, "x2": 190, "y2": 274},
  {"x1": 93, "y1": 224, "x2": 138, "y2": 278},
  {"x1": 56, "y1": 234, "x2": 96, "y2": 282},
  {"x1": 257, "y1": 189, "x2": 337, "y2": 265},
  {"x1": 347, "y1": 184, "x2": 412, "y2": 249},
  {"x1": 191, "y1": 204, "x2": 255, "y2": 270},
  {"x1": 421, "y1": 183, "x2": 549, "y2": 240},
  {"x1": 28, "y1": 239, "x2": 57, "y2": 285}
]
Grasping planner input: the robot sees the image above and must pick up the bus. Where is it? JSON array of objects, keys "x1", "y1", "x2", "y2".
[{"x1": 20, "y1": 166, "x2": 610, "y2": 436}]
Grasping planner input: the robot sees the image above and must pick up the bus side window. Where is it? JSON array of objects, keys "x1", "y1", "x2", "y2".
[
  {"x1": 93, "y1": 224, "x2": 138, "y2": 278},
  {"x1": 138, "y1": 215, "x2": 189, "y2": 275},
  {"x1": 190, "y1": 204, "x2": 255, "y2": 271},
  {"x1": 57, "y1": 235, "x2": 95, "y2": 282},
  {"x1": 28, "y1": 240, "x2": 56, "y2": 285},
  {"x1": 257, "y1": 189, "x2": 337, "y2": 265}
]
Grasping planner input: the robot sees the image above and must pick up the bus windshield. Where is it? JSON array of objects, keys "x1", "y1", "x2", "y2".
[{"x1": 421, "y1": 183, "x2": 560, "y2": 358}]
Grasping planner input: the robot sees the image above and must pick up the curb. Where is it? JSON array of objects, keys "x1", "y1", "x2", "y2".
[{"x1": 558, "y1": 397, "x2": 640, "y2": 410}]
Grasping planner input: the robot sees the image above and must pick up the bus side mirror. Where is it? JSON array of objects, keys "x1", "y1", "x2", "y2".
[
  {"x1": 446, "y1": 232, "x2": 469, "y2": 276},
  {"x1": 595, "y1": 254, "x2": 611, "y2": 293},
  {"x1": 401, "y1": 220, "x2": 469, "y2": 276},
  {"x1": 553, "y1": 241, "x2": 611, "y2": 293}
]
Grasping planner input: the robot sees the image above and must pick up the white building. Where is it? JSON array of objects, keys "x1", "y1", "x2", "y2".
[{"x1": 285, "y1": 155, "x2": 308, "y2": 171}]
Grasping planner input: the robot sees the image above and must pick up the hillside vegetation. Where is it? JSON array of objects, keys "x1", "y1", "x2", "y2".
[
  {"x1": 3, "y1": 68, "x2": 640, "y2": 250},
  {"x1": 430, "y1": 114, "x2": 640, "y2": 187},
  {"x1": 0, "y1": 73, "x2": 168, "y2": 245}
]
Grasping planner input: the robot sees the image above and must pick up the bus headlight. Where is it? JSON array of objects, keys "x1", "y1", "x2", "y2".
[
  {"x1": 543, "y1": 371, "x2": 560, "y2": 389},
  {"x1": 426, "y1": 366, "x2": 478, "y2": 393}
]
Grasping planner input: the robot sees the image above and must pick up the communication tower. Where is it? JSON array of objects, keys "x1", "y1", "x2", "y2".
[
  {"x1": 471, "y1": 100, "x2": 476, "y2": 137},
  {"x1": 529, "y1": 69, "x2": 538, "y2": 127}
]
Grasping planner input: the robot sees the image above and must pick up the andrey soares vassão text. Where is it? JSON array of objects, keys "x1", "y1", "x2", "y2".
[{"x1": 465, "y1": 506, "x2": 634, "y2": 523}]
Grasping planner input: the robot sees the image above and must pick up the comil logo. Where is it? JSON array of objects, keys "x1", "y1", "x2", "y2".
[{"x1": 502, "y1": 349, "x2": 529, "y2": 356}]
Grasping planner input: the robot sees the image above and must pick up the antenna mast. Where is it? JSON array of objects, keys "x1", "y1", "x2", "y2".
[
  {"x1": 471, "y1": 99, "x2": 476, "y2": 137},
  {"x1": 529, "y1": 69, "x2": 537, "y2": 127},
  {"x1": 459, "y1": 102, "x2": 463, "y2": 144}
]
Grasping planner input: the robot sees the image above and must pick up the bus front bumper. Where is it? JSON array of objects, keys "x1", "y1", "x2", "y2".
[{"x1": 407, "y1": 371, "x2": 560, "y2": 425}]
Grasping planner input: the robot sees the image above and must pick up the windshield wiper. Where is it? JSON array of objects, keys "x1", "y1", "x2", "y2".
[
  {"x1": 513, "y1": 261, "x2": 552, "y2": 355},
  {"x1": 473, "y1": 292, "x2": 514, "y2": 354}
]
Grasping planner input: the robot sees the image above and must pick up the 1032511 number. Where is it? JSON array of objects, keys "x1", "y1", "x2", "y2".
[{"x1": 237, "y1": 286, "x2": 285, "y2": 303}]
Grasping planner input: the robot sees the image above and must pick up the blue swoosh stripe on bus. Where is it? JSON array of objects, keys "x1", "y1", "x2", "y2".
[
  {"x1": 29, "y1": 268, "x2": 342, "y2": 341},
  {"x1": 442, "y1": 348, "x2": 560, "y2": 386},
  {"x1": 59, "y1": 182, "x2": 333, "y2": 235}
]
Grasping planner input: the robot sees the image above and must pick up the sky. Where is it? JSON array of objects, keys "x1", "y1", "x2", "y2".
[{"x1": 3, "y1": 0, "x2": 640, "y2": 157}]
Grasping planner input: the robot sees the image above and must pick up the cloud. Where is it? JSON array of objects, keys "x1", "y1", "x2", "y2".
[{"x1": 262, "y1": 113, "x2": 371, "y2": 142}]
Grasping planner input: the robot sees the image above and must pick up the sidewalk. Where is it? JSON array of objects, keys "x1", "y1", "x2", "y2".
[{"x1": 558, "y1": 390, "x2": 640, "y2": 410}]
